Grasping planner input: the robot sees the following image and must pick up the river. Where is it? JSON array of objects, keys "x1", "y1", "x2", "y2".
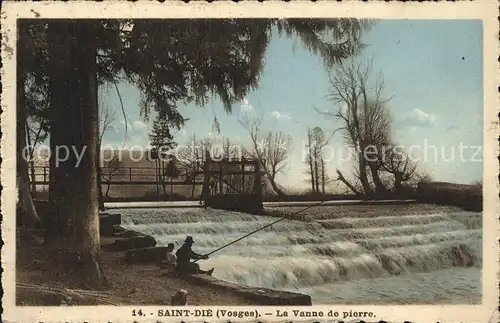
[{"x1": 114, "y1": 206, "x2": 482, "y2": 304}]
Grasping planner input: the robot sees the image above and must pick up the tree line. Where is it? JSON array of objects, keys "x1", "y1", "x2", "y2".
[{"x1": 306, "y1": 60, "x2": 431, "y2": 198}]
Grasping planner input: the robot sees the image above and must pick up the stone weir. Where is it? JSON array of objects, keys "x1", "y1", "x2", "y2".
[{"x1": 99, "y1": 213, "x2": 312, "y2": 306}]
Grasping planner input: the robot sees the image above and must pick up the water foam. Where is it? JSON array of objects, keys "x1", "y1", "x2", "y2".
[{"x1": 115, "y1": 207, "x2": 482, "y2": 303}]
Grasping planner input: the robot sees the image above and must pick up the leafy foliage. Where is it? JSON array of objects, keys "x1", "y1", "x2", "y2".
[
  {"x1": 149, "y1": 116, "x2": 175, "y2": 152},
  {"x1": 20, "y1": 18, "x2": 369, "y2": 133}
]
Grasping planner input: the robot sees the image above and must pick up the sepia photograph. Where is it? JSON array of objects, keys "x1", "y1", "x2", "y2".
[{"x1": 2, "y1": 2, "x2": 498, "y2": 322}]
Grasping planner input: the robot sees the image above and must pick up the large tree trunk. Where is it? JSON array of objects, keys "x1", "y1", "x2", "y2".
[
  {"x1": 96, "y1": 140, "x2": 105, "y2": 210},
  {"x1": 24, "y1": 121, "x2": 37, "y2": 196},
  {"x1": 29, "y1": 160, "x2": 37, "y2": 196},
  {"x1": 393, "y1": 172, "x2": 405, "y2": 196},
  {"x1": 17, "y1": 63, "x2": 41, "y2": 228},
  {"x1": 46, "y1": 21, "x2": 105, "y2": 286},
  {"x1": 357, "y1": 152, "x2": 373, "y2": 197},
  {"x1": 306, "y1": 132, "x2": 315, "y2": 193},
  {"x1": 368, "y1": 163, "x2": 388, "y2": 198}
]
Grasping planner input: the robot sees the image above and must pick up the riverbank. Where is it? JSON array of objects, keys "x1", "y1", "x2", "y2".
[{"x1": 16, "y1": 228, "x2": 259, "y2": 306}]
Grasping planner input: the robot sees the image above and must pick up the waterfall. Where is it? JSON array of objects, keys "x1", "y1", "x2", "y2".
[{"x1": 115, "y1": 206, "x2": 482, "y2": 304}]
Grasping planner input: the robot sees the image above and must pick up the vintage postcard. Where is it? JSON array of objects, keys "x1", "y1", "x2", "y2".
[{"x1": 2, "y1": 1, "x2": 499, "y2": 322}]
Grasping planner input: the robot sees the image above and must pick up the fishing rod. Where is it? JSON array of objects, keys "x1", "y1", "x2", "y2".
[{"x1": 193, "y1": 199, "x2": 330, "y2": 262}]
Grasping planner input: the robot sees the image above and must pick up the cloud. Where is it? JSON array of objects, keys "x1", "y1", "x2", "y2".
[
  {"x1": 119, "y1": 120, "x2": 133, "y2": 129},
  {"x1": 239, "y1": 98, "x2": 257, "y2": 125},
  {"x1": 270, "y1": 110, "x2": 291, "y2": 120},
  {"x1": 132, "y1": 120, "x2": 148, "y2": 129},
  {"x1": 400, "y1": 108, "x2": 436, "y2": 128},
  {"x1": 241, "y1": 103, "x2": 255, "y2": 116}
]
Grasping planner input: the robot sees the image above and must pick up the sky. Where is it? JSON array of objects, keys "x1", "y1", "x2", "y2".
[{"x1": 100, "y1": 19, "x2": 484, "y2": 190}]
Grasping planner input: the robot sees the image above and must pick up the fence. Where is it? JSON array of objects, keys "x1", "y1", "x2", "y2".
[{"x1": 28, "y1": 166, "x2": 204, "y2": 186}]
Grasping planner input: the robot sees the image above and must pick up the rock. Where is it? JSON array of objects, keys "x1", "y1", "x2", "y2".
[
  {"x1": 113, "y1": 228, "x2": 142, "y2": 238},
  {"x1": 183, "y1": 274, "x2": 311, "y2": 305},
  {"x1": 100, "y1": 213, "x2": 121, "y2": 236},
  {"x1": 100, "y1": 225, "x2": 115, "y2": 237},
  {"x1": 170, "y1": 289, "x2": 188, "y2": 305},
  {"x1": 108, "y1": 235, "x2": 157, "y2": 251},
  {"x1": 100, "y1": 213, "x2": 121, "y2": 226},
  {"x1": 125, "y1": 247, "x2": 169, "y2": 264}
]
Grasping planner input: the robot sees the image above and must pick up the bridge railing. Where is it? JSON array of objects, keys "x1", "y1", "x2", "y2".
[{"x1": 28, "y1": 166, "x2": 204, "y2": 185}]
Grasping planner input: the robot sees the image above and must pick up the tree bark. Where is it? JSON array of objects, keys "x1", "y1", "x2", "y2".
[
  {"x1": 313, "y1": 146, "x2": 320, "y2": 194},
  {"x1": 357, "y1": 151, "x2": 373, "y2": 197},
  {"x1": 105, "y1": 181, "x2": 112, "y2": 197},
  {"x1": 307, "y1": 132, "x2": 315, "y2": 193},
  {"x1": 17, "y1": 61, "x2": 41, "y2": 228},
  {"x1": 266, "y1": 174, "x2": 285, "y2": 197},
  {"x1": 96, "y1": 140, "x2": 105, "y2": 210},
  {"x1": 29, "y1": 160, "x2": 37, "y2": 196},
  {"x1": 393, "y1": 172, "x2": 404, "y2": 196},
  {"x1": 368, "y1": 163, "x2": 388, "y2": 198},
  {"x1": 46, "y1": 21, "x2": 105, "y2": 286},
  {"x1": 190, "y1": 170, "x2": 196, "y2": 199},
  {"x1": 47, "y1": 23, "x2": 70, "y2": 242},
  {"x1": 24, "y1": 121, "x2": 36, "y2": 196},
  {"x1": 308, "y1": 156, "x2": 315, "y2": 192}
]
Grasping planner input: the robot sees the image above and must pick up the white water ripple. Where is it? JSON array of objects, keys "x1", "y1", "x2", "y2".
[{"x1": 115, "y1": 207, "x2": 482, "y2": 304}]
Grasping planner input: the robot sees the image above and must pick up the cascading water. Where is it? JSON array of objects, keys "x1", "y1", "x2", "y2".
[{"x1": 116, "y1": 206, "x2": 482, "y2": 304}]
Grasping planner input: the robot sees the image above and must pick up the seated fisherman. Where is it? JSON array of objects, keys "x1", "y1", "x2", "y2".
[
  {"x1": 158, "y1": 243, "x2": 177, "y2": 271},
  {"x1": 175, "y1": 236, "x2": 214, "y2": 276}
]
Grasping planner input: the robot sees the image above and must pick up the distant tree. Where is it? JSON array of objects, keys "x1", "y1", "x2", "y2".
[
  {"x1": 164, "y1": 156, "x2": 182, "y2": 197},
  {"x1": 379, "y1": 147, "x2": 417, "y2": 195},
  {"x1": 176, "y1": 132, "x2": 204, "y2": 198},
  {"x1": 26, "y1": 111, "x2": 49, "y2": 196},
  {"x1": 149, "y1": 116, "x2": 176, "y2": 196},
  {"x1": 321, "y1": 59, "x2": 391, "y2": 198},
  {"x1": 102, "y1": 156, "x2": 123, "y2": 197},
  {"x1": 239, "y1": 117, "x2": 292, "y2": 196},
  {"x1": 305, "y1": 126, "x2": 329, "y2": 194},
  {"x1": 305, "y1": 129, "x2": 316, "y2": 193},
  {"x1": 97, "y1": 101, "x2": 117, "y2": 209}
]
